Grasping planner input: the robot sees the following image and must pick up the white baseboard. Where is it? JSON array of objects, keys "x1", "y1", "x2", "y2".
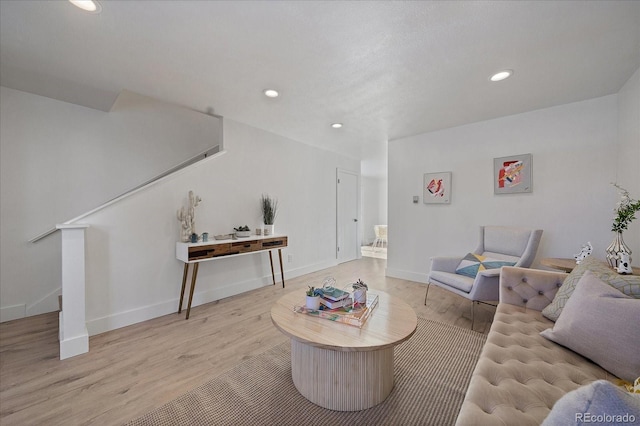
[
  {"x1": 1, "y1": 288, "x2": 62, "y2": 323},
  {"x1": 86, "y1": 299, "x2": 178, "y2": 336},
  {"x1": 285, "y1": 259, "x2": 338, "y2": 280},
  {"x1": 58, "y1": 312, "x2": 89, "y2": 360},
  {"x1": 0, "y1": 304, "x2": 26, "y2": 323},
  {"x1": 86, "y1": 259, "x2": 338, "y2": 336},
  {"x1": 1, "y1": 288, "x2": 63, "y2": 324},
  {"x1": 27, "y1": 287, "x2": 62, "y2": 317},
  {"x1": 385, "y1": 267, "x2": 429, "y2": 284}
]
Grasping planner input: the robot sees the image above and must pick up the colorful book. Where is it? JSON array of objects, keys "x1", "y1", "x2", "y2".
[
  {"x1": 320, "y1": 287, "x2": 350, "y2": 301},
  {"x1": 320, "y1": 296, "x2": 352, "y2": 309},
  {"x1": 294, "y1": 293, "x2": 379, "y2": 328}
]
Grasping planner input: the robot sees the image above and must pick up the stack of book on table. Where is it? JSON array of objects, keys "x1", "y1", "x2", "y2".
[
  {"x1": 319, "y1": 287, "x2": 351, "y2": 309},
  {"x1": 294, "y1": 292, "x2": 379, "y2": 328}
]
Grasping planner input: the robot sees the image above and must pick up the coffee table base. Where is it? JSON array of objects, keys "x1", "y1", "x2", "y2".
[{"x1": 290, "y1": 339, "x2": 395, "y2": 411}]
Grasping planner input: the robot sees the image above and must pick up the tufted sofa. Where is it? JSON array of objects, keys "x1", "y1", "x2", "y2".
[{"x1": 455, "y1": 266, "x2": 620, "y2": 425}]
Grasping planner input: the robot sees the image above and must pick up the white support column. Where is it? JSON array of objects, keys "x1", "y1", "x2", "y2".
[{"x1": 56, "y1": 224, "x2": 90, "y2": 360}]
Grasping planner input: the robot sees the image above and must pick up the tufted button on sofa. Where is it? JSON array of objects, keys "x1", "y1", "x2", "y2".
[{"x1": 455, "y1": 266, "x2": 619, "y2": 425}]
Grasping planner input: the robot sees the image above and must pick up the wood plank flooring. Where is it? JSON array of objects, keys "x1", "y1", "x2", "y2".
[{"x1": 0, "y1": 257, "x2": 495, "y2": 425}]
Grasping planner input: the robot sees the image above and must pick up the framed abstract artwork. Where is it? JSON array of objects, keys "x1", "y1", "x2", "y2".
[
  {"x1": 423, "y1": 172, "x2": 451, "y2": 204},
  {"x1": 494, "y1": 153, "x2": 532, "y2": 194}
]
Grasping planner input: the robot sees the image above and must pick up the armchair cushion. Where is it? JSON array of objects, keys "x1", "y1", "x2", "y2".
[
  {"x1": 455, "y1": 253, "x2": 516, "y2": 278},
  {"x1": 430, "y1": 271, "x2": 475, "y2": 293}
]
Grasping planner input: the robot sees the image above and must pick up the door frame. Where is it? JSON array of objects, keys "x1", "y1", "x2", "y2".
[{"x1": 336, "y1": 168, "x2": 361, "y2": 261}]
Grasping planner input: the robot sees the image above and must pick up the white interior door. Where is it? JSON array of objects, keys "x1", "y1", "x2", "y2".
[{"x1": 337, "y1": 169, "x2": 359, "y2": 263}]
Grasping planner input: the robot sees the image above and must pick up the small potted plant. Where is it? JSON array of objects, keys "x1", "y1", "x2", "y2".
[
  {"x1": 352, "y1": 279, "x2": 368, "y2": 305},
  {"x1": 234, "y1": 225, "x2": 251, "y2": 238},
  {"x1": 305, "y1": 286, "x2": 321, "y2": 311},
  {"x1": 261, "y1": 194, "x2": 278, "y2": 236}
]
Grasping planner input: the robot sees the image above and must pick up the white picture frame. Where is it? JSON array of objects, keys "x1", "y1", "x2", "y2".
[
  {"x1": 494, "y1": 153, "x2": 533, "y2": 194},
  {"x1": 423, "y1": 172, "x2": 452, "y2": 204}
]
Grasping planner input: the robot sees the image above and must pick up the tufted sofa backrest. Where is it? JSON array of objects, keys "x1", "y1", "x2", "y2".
[{"x1": 500, "y1": 266, "x2": 567, "y2": 311}]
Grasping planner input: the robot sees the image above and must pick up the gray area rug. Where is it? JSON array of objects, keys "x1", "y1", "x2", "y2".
[{"x1": 127, "y1": 318, "x2": 486, "y2": 426}]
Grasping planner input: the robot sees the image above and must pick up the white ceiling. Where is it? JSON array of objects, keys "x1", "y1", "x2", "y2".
[{"x1": 1, "y1": 1, "x2": 639, "y2": 159}]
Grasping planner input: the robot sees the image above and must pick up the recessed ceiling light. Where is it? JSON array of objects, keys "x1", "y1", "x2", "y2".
[
  {"x1": 264, "y1": 89, "x2": 279, "y2": 98},
  {"x1": 69, "y1": 0, "x2": 102, "y2": 13},
  {"x1": 490, "y1": 70, "x2": 513, "y2": 82},
  {"x1": 331, "y1": 123, "x2": 343, "y2": 129}
]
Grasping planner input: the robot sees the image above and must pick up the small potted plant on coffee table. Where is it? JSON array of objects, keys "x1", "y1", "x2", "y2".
[
  {"x1": 306, "y1": 286, "x2": 321, "y2": 311},
  {"x1": 352, "y1": 279, "x2": 368, "y2": 305}
]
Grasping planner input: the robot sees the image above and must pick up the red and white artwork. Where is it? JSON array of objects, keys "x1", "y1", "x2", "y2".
[
  {"x1": 423, "y1": 172, "x2": 451, "y2": 204},
  {"x1": 426, "y1": 178, "x2": 445, "y2": 197},
  {"x1": 497, "y1": 160, "x2": 523, "y2": 188},
  {"x1": 494, "y1": 154, "x2": 532, "y2": 194}
]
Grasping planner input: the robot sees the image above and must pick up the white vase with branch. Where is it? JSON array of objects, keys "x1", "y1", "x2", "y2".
[{"x1": 606, "y1": 183, "x2": 640, "y2": 269}]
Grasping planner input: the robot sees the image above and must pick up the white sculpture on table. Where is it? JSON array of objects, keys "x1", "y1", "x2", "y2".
[
  {"x1": 617, "y1": 252, "x2": 633, "y2": 275},
  {"x1": 177, "y1": 190, "x2": 202, "y2": 242},
  {"x1": 573, "y1": 241, "x2": 592, "y2": 264}
]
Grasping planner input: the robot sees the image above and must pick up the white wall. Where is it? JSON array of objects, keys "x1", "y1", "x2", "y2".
[
  {"x1": 1, "y1": 84, "x2": 358, "y2": 328},
  {"x1": 616, "y1": 68, "x2": 640, "y2": 256},
  {"x1": 0, "y1": 87, "x2": 221, "y2": 321},
  {"x1": 361, "y1": 176, "x2": 386, "y2": 245},
  {"x1": 387, "y1": 94, "x2": 624, "y2": 283},
  {"x1": 361, "y1": 141, "x2": 388, "y2": 245},
  {"x1": 75, "y1": 119, "x2": 359, "y2": 334}
]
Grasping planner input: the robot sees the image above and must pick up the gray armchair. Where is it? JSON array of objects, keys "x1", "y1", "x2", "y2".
[{"x1": 426, "y1": 226, "x2": 543, "y2": 328}]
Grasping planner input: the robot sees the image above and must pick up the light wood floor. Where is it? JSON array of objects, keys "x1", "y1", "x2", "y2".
[{"x1": 0, "y1": 257, "x2": 495, "y2": 426}]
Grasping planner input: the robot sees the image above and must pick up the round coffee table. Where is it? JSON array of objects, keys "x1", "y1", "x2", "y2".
[{"x1": 271, "y1": 290, "x2": 417, "y2": 411}]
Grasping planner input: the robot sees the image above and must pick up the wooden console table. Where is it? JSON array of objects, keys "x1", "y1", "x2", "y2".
[{"x1": 176, "y1": 235, "x2": 288, "y2": 319}]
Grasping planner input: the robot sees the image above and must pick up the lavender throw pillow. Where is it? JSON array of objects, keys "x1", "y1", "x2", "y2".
[{"x1": 540, "y1": 271, "x2": 640, "y2": 382}]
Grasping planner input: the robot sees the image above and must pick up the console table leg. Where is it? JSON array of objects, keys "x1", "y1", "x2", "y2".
[
  {"x1": 178, "y1": 263, "x2": 189, "y2": 314},
  {"x1": 185, "y1": 263, "x2": 199, "y2": 319},
  {"x1": 278, "y1": 248, "x2": 285, "y2": 288},
  {"x1": 269, "y1": 251, "x2": 276, "y2": 286}
]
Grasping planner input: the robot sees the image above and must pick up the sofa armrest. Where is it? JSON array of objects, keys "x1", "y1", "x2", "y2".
[
  {"x1": 430, "y1": 256, "x2": 463, "y2": 274},
  {"x1": 499, "y1": 266, "x2": 568, "y2": 311}
]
